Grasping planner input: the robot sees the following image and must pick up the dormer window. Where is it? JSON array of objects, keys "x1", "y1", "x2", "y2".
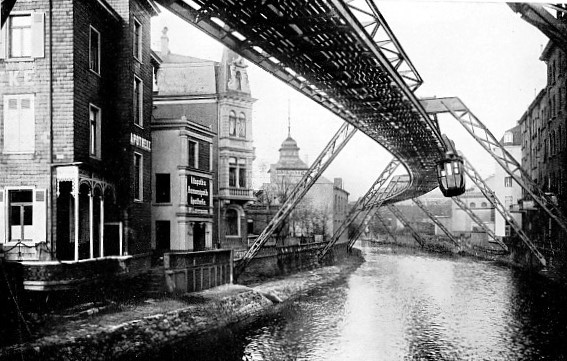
[{"x1": 504, "y1": 132, "x2": 513, "y2": 144}]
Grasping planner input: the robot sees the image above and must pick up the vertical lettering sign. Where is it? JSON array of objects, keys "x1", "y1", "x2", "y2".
[{"x1": 187, "y1": 175, "x2": 210, "y2": 214}]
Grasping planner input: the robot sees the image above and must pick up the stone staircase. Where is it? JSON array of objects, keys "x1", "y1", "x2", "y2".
[{"x1": 144, "y1": 266, "x2": 167, "y2": 296}]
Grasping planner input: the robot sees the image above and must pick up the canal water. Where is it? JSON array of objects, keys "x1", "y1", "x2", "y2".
[{"x1": 158, "y1": 245, "x2": 567, "y2": 361}]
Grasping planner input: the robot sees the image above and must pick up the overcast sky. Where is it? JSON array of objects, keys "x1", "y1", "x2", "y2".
[{"x1": 151, "y1": 1, "x2": 548, "y2": 199}]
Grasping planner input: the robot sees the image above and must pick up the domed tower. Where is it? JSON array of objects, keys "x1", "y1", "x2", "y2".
[{"x1": 216, "y1": 48, "x2": 256, "y2": 249}]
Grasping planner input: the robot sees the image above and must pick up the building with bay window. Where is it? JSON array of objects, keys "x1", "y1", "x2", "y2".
[
  {"x1": 152, "y1": 28, "x2": 255, "y2": 251},
  {"x1": 0, "y1": 0, "x2": 159, "y2": 288}
]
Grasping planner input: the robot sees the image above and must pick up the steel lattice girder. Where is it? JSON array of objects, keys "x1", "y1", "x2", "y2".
[
  {"x1": 372, "y1": 210, "x2": 397, "y2": 243},
  {"x1": 421, "y1": 97, "x2": 567, "y2": 239},
  {"x1": 462, "y1": 157, "x2": 546, "y2": 267},
  {"x1": 234, "y1": 122, "x2": 356, "y2": 276},
  {"x1": 386, "y1": 203, "x2": 425, "y2": 247},
  {"x1": 156, "y1": 0, "x2": 446, "y2": 203},
  {"x1": 317, "y1": 159, "x2": 402, "y2": 260},
  {"x1": 411, "y1": 197, "x2": 460, "y2": 247},
  {"x1": 346, "y1": 175, "x2": 410, "y2": 250},
  {"x1": 451, "y1": 196, "x2": 508, "y2": 251},
  {"x1": 1, "y1": 0, "x2": 17, "y2": 27},
  {"x1": 508, "y1": 3, "x2": 567, "y2": 56}
]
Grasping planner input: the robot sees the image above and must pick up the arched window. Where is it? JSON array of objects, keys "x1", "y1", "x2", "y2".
[
  {"x1": 235, "y1": 71, "x2": 242, "y2": 91},
  {"x1": 237, "y1": 112, "x2": 246, "y2": 137},
  {"x1": 229, "y1": 111, "x2": 237, "y2": 136},
  {"x1": 481, "y1": 202, "x2": 487, "y2": 208},
  {"x1": 470, "y1": 202, "x2": 476, "y2": 208},
  {"x1": 226, "y1": 209, "x2": 239, "y2": 236}
]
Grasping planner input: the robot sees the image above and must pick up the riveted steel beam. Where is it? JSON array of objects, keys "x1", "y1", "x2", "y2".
[
  {"x1": 346, "y1": 175, "x2": 410, "y2": 250},
  {"x1": 422, "y1": 97, "x2": 567, "y2": 238},
  {"x1": 234, "y1": 122, "x2": 357, "y2": 276},
  {"x1": 462, "y1": 157, "x2": 546, "y2": 266},
  {"x1": 451, "y1": 195, "x2": 507, "y2": 250},
  {"x1": 412, "y1": 197, "x2": 460, "y2": 247},
  {"x1": 317, "y1": 159, "x2": 403, "y2": 260},
  {"x1": 508, "y1": 3, "x2": 567, "y2": 55},
  {"x1": 387, "y1": 203, "x2": 425, "y2": 247}
]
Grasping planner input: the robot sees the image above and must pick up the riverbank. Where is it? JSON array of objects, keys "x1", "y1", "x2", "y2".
[{"x1": 0, "y1": 252, "x2": 364, "y2": 361}]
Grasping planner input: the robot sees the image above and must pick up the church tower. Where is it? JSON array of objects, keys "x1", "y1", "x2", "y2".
[{"x1": 216, "y1": 48, "x2": 256, "y2": 249}]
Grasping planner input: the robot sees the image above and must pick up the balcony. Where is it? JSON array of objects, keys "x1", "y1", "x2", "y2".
[{"x1": 219, "y1": 187, "x2": 254, "y2": 201}]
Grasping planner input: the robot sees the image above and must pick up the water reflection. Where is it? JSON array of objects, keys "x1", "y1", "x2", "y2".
[{"x1": 156, "y1": 245, "x2": 567, "y2": 361}]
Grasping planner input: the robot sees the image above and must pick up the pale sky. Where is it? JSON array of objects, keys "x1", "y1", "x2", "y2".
[{"x1": 151, "y1": 2, "x2": 548, "y2": 199}]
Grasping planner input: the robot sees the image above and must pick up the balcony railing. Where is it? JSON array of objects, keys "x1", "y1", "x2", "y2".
[{"x1": 220, "y1": 187, "x2": 254, "y2": 199}]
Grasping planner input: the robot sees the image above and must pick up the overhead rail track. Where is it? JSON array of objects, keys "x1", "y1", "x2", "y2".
[
  {"x1": 344, "y1": 0, "x2": 423, "y2": 91},
  {"x1": 421, "y1": 97, "x2": 567, "y2": 238},
  {"x1": 235, "y1": 122, "x2": 356, "y2": 276},
  {"x1": 462, "y1": 156, "x2": 546, "y2": 267},
  {"x1": 508, "y1": 3, "x2": 567, "y2": 55},
  {"x1": 318, "y1": 158, "x2": 401, "y2": 261},
  {"x1": 156, "y1": 0, "x2": 447, "y2": 203},
  {"x1": 452, "y1": 196, "x2": 507, "y2": 250}
]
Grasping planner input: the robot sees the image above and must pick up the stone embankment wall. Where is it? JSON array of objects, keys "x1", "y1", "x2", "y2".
[
  {"x1": 0, "y1": 251, "x2": 362, "y2": 361},
  {"x1": 237, "y1": 242, "x2": 349, "y2": 284}
]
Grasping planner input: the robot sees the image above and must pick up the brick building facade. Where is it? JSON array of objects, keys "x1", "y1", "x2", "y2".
[
  {"x1": 0, "y1": 0, "x2": 158, "y2": 270},
  {"x1": 519, "y1": 36, "x2": 567, "y2": 267}
]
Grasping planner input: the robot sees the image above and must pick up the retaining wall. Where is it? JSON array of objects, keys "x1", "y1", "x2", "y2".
[{"x1": 237, "y1": 241, "x2": 349, "y2": 284}]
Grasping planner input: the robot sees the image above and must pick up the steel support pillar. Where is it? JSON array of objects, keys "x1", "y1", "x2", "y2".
[
  {"x1": 508, "y1": 3, "x2": 567, "y2": 55},
  {"x1": 372, "y1": 210, "x2": 398, "y2": 243},
  {"x1": 421, "y1": 97, "x2": 567, "y2": 238},
  {"x1": 387, "y1": 203, "x2": 425, "y2": 247},
  {"x1": 317, "y1": 158, "x2": 402, "y2": 261},
  {"x1": 234, "y1": 122, "x2": 357, "y2": 276},
  {"x1": 462, "y1": 157, "x2": 546, "y2": 266},
  {"x1": 451, "y1": 196, "x2": 507, "y2": 250},
  {"x1": 346, "y1": 175, "x2": 409, "y2": 250},
  {"x1": 412, "y1": 197, "x2": 460, "y2": 247}
]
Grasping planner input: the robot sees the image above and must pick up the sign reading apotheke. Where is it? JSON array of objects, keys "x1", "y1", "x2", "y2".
[{"x1": 187, "y1": 175, "x2": 210, "y2": 208}]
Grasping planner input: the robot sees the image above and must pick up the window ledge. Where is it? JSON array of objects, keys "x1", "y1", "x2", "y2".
[{"x1": 4, "y1": 57, "x2": 34, "y2": 63}]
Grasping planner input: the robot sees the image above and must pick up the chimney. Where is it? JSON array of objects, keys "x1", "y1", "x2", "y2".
[
  {"x1": 161, "y1": 26, "x2": 170, "y2": 57},
  {"x1": 334, "y1": 178, "x2": 343, "y2": 189}
]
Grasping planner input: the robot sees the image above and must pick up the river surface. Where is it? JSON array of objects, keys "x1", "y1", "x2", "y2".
[{"x1": 159, "y1": 245, "x2": 567, "y2": 361}]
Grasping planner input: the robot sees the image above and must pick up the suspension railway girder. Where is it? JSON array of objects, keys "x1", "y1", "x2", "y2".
[
  {"x1": 421, "y1": 96, "x2": 567, "y2": 249},
  {"x1": 318, "y1": 159, "x2": 404, "y2": 261},
  {"x1": 156, "y1": 0, "x2": 448, "y2": 203}
]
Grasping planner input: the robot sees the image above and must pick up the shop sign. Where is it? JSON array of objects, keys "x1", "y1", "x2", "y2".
[
  {"x1": 130, "y1": 133, "x2": 151, "y2": 151},
  {"x1": 187, "y1": 175, "x2": 210, "y2": 209}
]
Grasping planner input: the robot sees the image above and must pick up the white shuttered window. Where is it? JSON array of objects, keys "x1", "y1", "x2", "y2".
[{"x1": 3, "y1": 94, "x2": 35, "y2": 153}]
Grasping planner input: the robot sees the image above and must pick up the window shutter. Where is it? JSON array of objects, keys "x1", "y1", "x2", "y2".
[
  {"x1": 0, "y1": 190, "x2": 5, "y2": 243},
  {"x1": 31, "y1": 11, "x2": 45, "y2": 58},
  {"x1": 19, "y1": 95, "x2": 35, "y2": 152},
  {"x1": 0, "y1": 22, "x2": 5, "y2": 59},
  {"x1": 3, "y1": 97, "x2": 19, "y2": 152},
  {"x1": 33, "y1": 189, "x2": 47, "y2": 243}
]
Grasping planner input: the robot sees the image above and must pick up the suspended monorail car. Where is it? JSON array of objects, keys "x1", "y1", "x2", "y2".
[{"x1": 437, "y1": 135, "x2": 466, "y2": 197}]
